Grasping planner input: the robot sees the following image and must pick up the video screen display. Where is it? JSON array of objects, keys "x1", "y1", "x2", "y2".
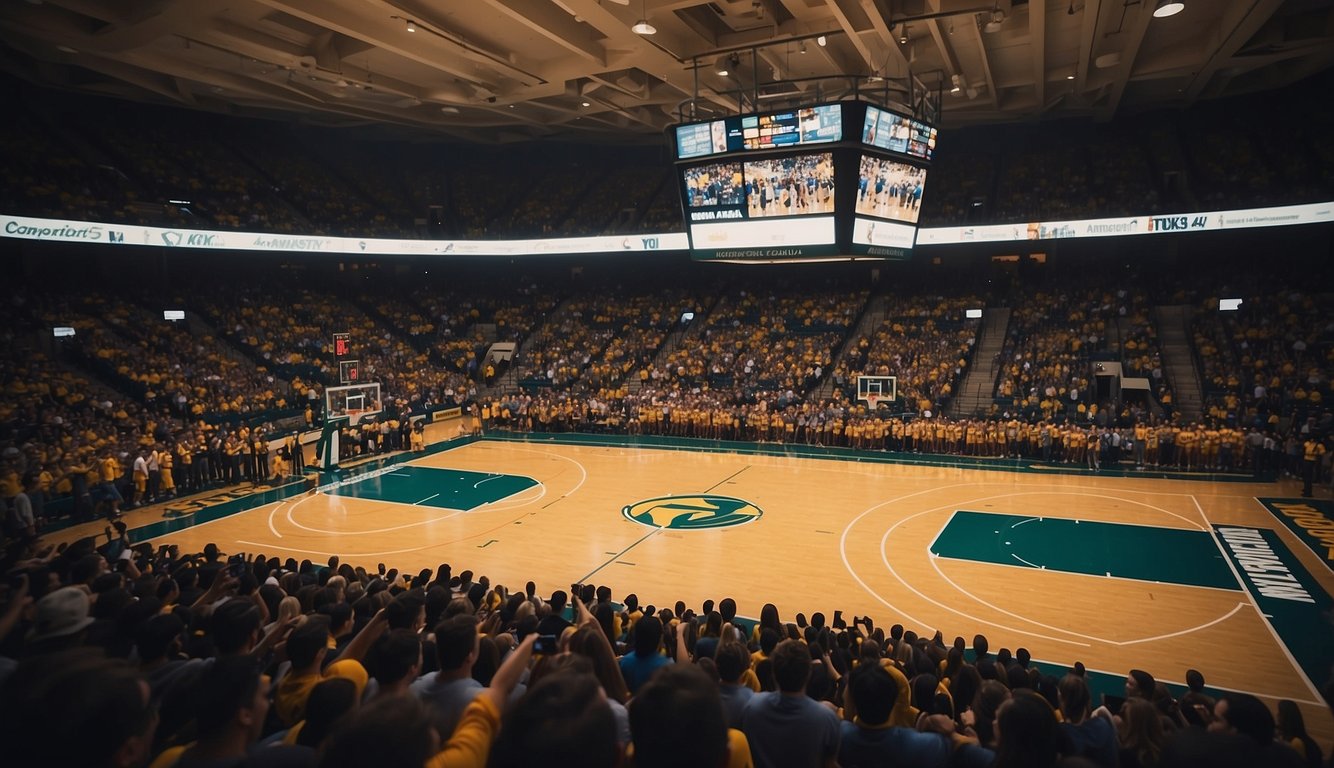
[
  {"x1": 673, "y1": 104, "x2": 845, "y2": 160},
  {"x1": 683, "y1": 162, "x2": 744, "y2": 209},
  {"x1": 683, "y1": 152, "x2": 838, "y2": 259},
  {"x1": 855, "y1": 155, "x2": 927, "y2": 224},
  {"x1": 862, "y1": 105, "x2": 937, "y2": 161},
  {"x1": 741, "y1": 104, "x2": 842, "y2": 150},
  {"x1": 676, "y1": 120, "x2": 730, "y2": 160},
  {"x1": 743, "y1": 153, "x2": 835, "y2": 219}
]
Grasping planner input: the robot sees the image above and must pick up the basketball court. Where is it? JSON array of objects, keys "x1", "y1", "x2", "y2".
[{"x1": 58, "y1": 428, "x2": 1334, "y2": 744}]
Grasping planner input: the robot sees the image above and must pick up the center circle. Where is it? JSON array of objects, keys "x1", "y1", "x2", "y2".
[{"x1": 622, "y1": 494, "x2": 763, "y2": 530}]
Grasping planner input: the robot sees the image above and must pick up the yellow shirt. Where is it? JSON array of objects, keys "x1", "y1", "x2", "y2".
[{"x1": 424, "y1": 695, "x2": 502, "y2": 768}]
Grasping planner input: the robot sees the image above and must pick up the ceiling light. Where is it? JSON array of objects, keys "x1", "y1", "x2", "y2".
[
  {"x1": 817, "y1": 35, "x2": 827, "y2": 47},
  {"x1": 1153, "y1": 0, "x2": 1184, "y2": 17},
  {"x1": 405, "y1": 19, "x2": 416, "y2": 32},
  {"x1": 632, "y1": 0, "x2": 656, "y2": 35},
  {"x1": 1066, "y1": 73, "x2": 1075, "y2": 80},
  {"x1": 950, "y1": 74, "x2": 961, "y2": 94},
  {"x1": 581, "y1": 101, "x2": 590, "y2": 107},
  {"x1": 440, "y1": 106, "x2": 459, "y2": 114},
  {"x1": 899, "y1": 25, "x2": 909, "y2": 45},
  {"x1": 984, "y1": 7, "x2": 1005, "y2": 32},
  {"x1": 800, "y1": 41, "x2": 807, "y2": 54}
]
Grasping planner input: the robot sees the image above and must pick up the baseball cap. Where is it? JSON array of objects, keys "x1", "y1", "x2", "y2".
[{"x1": 27, "y1": 586, "x2": 95, "y2": 644}]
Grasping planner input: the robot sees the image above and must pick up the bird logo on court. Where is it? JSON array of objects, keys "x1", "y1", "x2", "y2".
[{"x1": 622, "y1": 495, "x2": 762, "y2": 530}]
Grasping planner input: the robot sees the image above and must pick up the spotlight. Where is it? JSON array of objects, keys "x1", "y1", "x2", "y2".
[
  {"x1": 1153, "y1": 0, "x2": 1184, "y2": 17},
  {"x1": 800, "y1": 41, "x2": 807, "y2": 54},
  {"x1": 951, "y1": 74, "x2": 961, "y2": 94},
  {"x1": 899, "y1": 25, "x2": 909, "y2": 44},
  {"x1": 405, "y1": 19, "x2": 416, "y2": 32},
  {"x1": 816, "y1": 35, "x2": 827, "y2": 47}
]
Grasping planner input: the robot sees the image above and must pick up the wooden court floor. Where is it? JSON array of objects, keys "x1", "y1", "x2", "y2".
[{"x1": 60, "y1": 434, "x2": 1334, "y2": 746}]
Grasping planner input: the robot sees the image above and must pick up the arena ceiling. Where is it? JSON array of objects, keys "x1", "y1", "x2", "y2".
[{"x1": 0, "y1": 0, "x2": 1331, "y2": 142}]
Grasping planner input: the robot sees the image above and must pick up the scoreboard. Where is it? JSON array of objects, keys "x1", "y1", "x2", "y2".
[
  {"x1": 673, "y1": 101, "x2": 935, "y2": 262},
  {"x1": 674, "y1": 103, "x2": 843, "y2": 159}
]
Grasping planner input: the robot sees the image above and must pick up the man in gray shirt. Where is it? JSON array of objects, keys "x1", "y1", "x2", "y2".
[
  {"x1": 740, "y1": 639, "x2": 840, "y2": 768},
  {"x1": 410, "y1": 614, "x2": 486, "y2": 736}
]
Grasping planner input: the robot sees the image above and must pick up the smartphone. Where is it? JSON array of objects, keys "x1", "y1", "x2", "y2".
[
  {"x1": 1101, "y1": 693, "x2": 1126, "y2": 716},
  {"x1": 534, "y1": 634, "x2": 559, "y2": 654},
  {"x1": 227, "y1": 562, "x2": 245, "y2": 578}
]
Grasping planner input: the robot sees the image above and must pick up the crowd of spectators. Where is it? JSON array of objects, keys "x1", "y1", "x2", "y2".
[
  {"x1": 831, "y1": 295, "x2": 981, "y2": 413},
  {"x1": 0, "y1": 531, "x2": 1326, "y2": 768},
  {"x1": 85, "y1": 111, "x2": 306, "y2": 233},
  {"x1": 515, "y1": 291, "x2": 696, "y2": 393},
  {"x1": 195, "y1": 285, "x2": 470, "y2": 414},
  {"x1": 1190, "y1": 289, "x2": 1332, "y2": 430},
  {"x1": 993, "y1": 285, "x2": 1106, "y2": 420},
  {"x1": 0, "y1": 110, "x2": 138, "y2": 224}
]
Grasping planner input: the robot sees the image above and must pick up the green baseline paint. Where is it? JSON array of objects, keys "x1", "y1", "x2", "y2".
[
  {"x1": 330, "y1": 465, "x2": 537, "y2": 511},
  {"x1": 1257, "y1": 498, "x2": 1334, "y2": 576},
  {"x1": 1213, "y1": 525, "x2": 1334, "y2": 694},
  {"x1": 930, "y1": 511, "x2": 1240, "y2": 590}
]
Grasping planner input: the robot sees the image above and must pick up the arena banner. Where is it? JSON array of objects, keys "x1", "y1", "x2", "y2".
[
  {"x1": 915, "y1": 200, "x2": 1334, "y2": 245},
  {"x1": 0, "y1": 214, "x2": 688, "y2": 256},
  {"x1": 431, "y1": 407, "x2": 462, "y2": 422},
  {"x1": 1257, "y1": 498, "x2": 1334, "y2": 576},
  {"x1": 4, "y1": 200, "x2": 1328, "y2": 254}
]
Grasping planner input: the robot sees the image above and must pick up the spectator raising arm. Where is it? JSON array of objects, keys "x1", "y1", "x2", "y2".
[{"x1": 427, "y1": 632, "x2": 538, "y2": 768}]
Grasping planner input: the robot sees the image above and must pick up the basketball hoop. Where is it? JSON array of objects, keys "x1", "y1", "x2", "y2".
[
  {"x1": 865, "y1": 394, "x2": 880, "y2": 410},
  {"x1": 346, "y1": 409, "x2": 365, "y2": 426}
]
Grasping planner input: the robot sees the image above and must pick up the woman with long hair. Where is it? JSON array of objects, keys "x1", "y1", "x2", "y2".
[
  {"x1": 263, "y1": 595, "x2": 301, "y2": 636},
  {"x1": 948, "y1": 663, "x2": 982, "y2": 724},
  {"x1": 751, "y1": 603, "x2": 781, "y2": 645},
  {"x1": 993, "y1": 691, "x2": 1060, "y2": 768},
  {"x1": 1118, "y1": 697, "x2": 1165, "y2": 768},
  {"x1": 1276, "y1": 699, "x2": 1323, "y2": 768},
  {"x1": 566, "y1": 622, "x2": 631, "y2": 706},
  {"x1": 971, "y1": 679, "x2": 1012, "y2": 749}
]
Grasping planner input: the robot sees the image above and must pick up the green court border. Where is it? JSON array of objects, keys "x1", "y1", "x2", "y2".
[{"x1": 1256, "y1": 498, "x2": 1334, "y2": 577}]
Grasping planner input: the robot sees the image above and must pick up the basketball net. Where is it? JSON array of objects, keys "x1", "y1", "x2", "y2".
[{"x1": 865, "y1": 394, "x2": 880, "y2": 410}]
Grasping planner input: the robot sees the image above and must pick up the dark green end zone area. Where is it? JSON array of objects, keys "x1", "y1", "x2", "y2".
[
  {"x1": 331, "y1": 466, "x2": 538, "y2": 511},
  {"x1": 931, "y1": 511, "x2": 1239, "y2": 591}
]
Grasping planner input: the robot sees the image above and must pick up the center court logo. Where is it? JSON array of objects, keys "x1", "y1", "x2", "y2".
[{"x1": 622, "y1": 495, "x2": 762, "y2": 530}]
